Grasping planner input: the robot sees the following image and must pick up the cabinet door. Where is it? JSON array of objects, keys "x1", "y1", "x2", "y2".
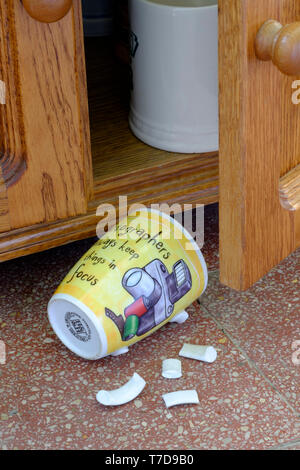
[
  {"x1": 219, "y1": 0, "x2": 300, "y2": 290},
  {"x1": 0, "y1": 0, "x2": 92, "y2": 233}
]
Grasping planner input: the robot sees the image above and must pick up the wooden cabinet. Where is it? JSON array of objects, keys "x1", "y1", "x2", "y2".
[
  {"x1": 0, "y1": 0, "x2": 299, "y2": 290},
  {"x1": 219, "y1": 0, "x2": 300, "y2": 289}
]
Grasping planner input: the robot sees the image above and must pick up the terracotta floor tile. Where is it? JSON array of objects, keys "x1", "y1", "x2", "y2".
[
  {"x1": 201, "y1": 203, "x2": 219, "y2": 272},
  {"x1": 270, "y1": 440, "x2": 300, "y2": 450},
  {"x1": 200, "y1": 248, "x2": 300, "y2": 412},
  {"x1": 1, "y1": 204, "x2": 299, "y2": 450},
  {"x1": 0, "y1": 298, "x2": 299, "y2": 450}
]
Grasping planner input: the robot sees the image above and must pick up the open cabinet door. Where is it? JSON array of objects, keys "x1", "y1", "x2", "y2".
[
  {"x1": 219, "y1": 0, "x2": 300, "y2": 291},
  {"x1": 0, "y1": 0, "x2": 92, "y2": 233}
]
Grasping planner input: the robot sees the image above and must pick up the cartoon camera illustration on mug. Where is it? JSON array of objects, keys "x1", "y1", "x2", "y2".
[{"x1": 105, "y1": 259, "x2": 192, "y2": 341}]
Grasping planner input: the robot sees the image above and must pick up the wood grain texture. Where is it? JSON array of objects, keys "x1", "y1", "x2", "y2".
[
  {"x1": 219, "y1": 0, "x2": 300, "y2": 291},
  {"x1": 73, "y1": 0, "x2": 93, "y2": 200},
  {"x1": 0, "y1": 150, "x2": 219, "y2": 262},
  {"x1": 0, "y1": 0, "x2": 27, "y2": 194},
  {"x1": 295, "y1": 211, "x2": 300, "y2": 247},
  {"x1": 279, "y1": 163, "x2": 300, "y2": 210},
  {"x1": 0, "y1": 10, "x2": 218, "y2": 262},
  {"x1": 92, "y1": 153, "x2": 219, "y2": 208},
  {"x1": 0, "y1": 168, "x2": 10, "y2": 233},
  {"x1": 3, "y1": 0, "x2": 89, "y2": 230}
]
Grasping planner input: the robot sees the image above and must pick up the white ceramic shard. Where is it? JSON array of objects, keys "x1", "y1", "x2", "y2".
[
  {"x1": 96, "y1": 372, "x2": 146, "y2": 406},
  {"x1": 162, "y1": 358, "x2": 182, "y2": 379},
  {"x1": 179, "y1": 343, "x2": 217, "y2": 363},
  {"x1": 169, "y1": 310, "x2": 189, "y2": 324},
  {"x1": 110, "y1": 347, "x2": 129, "y2": 357},
  {"x1": 162, "y1": 390, "x2": 199, "y2": 408}
]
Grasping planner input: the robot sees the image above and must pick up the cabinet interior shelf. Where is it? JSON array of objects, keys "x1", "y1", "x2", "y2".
[
  {"x1": 85, "y1": 36, "x2": 219, "y2": 204},
  {"x1": 0, "y1": 34, "x2": 219, "y2": 263}
]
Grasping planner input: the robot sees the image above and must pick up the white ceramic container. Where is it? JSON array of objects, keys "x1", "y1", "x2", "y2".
[{"x1": 128, "y1": 0, "x2": 218, "y2": 153}]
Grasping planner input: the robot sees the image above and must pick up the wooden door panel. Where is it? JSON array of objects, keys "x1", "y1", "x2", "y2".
[
  {"x1": 0, "y1": 0, "x2": 92, "y2": 232},
  {"x1": 295, "y1": 211, "x2": 300, "y2": 247},
  {"x1": 219, "y1": 0, "x2": 300, "y2": 290},
  {"x1": 0, "y1": 169, "x2": 10, "y2": 233}
]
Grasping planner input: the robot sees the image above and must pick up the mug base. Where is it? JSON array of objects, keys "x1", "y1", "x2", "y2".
[
  {"x1": 48, "y1": 293, "x2": 108, "y2": 360},
  {"x1": 129, "y1": 109, "x2": 218, "y2": 154}
]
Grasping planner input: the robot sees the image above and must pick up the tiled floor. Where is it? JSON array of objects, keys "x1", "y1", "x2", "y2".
[{"x1": 0, "y1": 203, "x2": 299, "y2": 450}]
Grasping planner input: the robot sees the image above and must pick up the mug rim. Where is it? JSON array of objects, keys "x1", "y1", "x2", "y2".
[
  {"x1": 48, "y1": 293, "x2": 108, "y2": 360},
  {"x1": 130, "y1": 0, "x2": 218, "y2": 10}
]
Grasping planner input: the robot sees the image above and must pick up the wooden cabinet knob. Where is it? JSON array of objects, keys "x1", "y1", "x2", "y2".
[
  {"x1": 21, "y1": 0, "x2": 73, "y2": 23},
  {"x1": 255, "y1": 19, "x2": 300, "y2": 76}
]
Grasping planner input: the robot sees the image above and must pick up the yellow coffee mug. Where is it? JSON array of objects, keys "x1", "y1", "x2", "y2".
[{"x1": 48, "y1": 208, "x2": 207, "y2": 359}]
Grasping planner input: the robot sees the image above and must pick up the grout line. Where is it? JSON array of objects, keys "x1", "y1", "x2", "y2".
[
  {"x1": 269, "y1": 438, "x2": 300, "y2": 450},
  {"x1": 199, "y1": 302, "x2": 300, "y2": 418}
]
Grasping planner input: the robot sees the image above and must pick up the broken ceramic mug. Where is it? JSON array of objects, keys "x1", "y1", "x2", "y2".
[{"x1": 48, "y1": 208, "x2": 207, "y2": 359}]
